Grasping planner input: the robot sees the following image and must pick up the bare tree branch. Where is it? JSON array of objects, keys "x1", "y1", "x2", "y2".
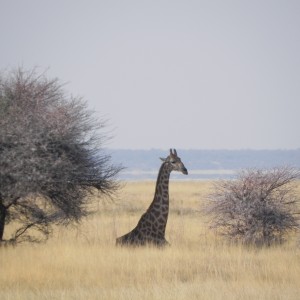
[
  {"x1": 203, "y1": 167, "x2": 300, "y2": 246},
  {"x1": 0, "y1": 67, "x2": 122, "y2": 244}
]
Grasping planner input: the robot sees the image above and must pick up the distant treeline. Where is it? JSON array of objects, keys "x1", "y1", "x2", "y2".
[{"x1": 108, "y1": 149, "x2": 300, "y2": 180}]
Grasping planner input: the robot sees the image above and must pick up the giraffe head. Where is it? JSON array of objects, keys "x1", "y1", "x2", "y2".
[{"x1": 160, "y1": 149, "x2": 188, "y2": 175}]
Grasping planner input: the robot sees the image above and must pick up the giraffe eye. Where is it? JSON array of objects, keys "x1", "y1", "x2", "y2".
[{"x1": 171, "y1": 161, "x2": 176, "y2": 164}]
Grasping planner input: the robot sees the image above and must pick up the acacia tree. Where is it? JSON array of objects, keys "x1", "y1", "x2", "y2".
[
  {"x1": 0, "y1": 68, "x2": 121, "y2": 244},
  {"x1": 205, "y1": 167, "x2": 300, "y2": 246}
]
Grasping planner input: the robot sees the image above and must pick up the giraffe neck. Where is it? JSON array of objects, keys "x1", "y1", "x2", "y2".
[{"x1": 147, "y1": 162, "x2": 171, "y2": 225}]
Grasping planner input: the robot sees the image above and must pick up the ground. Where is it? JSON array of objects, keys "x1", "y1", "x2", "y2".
[{"x1": 1, "y1": 181, "x2": 300, "y2": 300}]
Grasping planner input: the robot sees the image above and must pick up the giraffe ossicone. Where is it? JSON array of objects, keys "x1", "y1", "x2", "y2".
[{"x1": 116, "y1": 148, "x2": 188, "y2": 246}]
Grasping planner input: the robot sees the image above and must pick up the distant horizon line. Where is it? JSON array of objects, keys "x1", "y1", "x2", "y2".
[{"x1": 105, "y1": 148, "x2": 300, "y2": 151}]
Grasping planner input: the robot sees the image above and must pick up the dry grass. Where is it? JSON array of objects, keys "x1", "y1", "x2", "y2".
[{"x1": 1, "y1": 181, "x2": 300, "y2": 300}]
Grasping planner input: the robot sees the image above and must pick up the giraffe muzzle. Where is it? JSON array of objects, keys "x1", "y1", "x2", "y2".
[{"x1": 182, "y1": 167, "x2": 188, "y2": 175}]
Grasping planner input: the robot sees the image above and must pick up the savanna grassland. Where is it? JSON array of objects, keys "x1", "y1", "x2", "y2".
[{"x1": 1, "y1": 181, "x2": 300, "y2": 300}]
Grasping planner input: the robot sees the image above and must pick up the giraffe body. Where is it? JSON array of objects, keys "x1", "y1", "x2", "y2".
[{"x1": 116, "y1": 149, "x2": 188, "y2": 246}]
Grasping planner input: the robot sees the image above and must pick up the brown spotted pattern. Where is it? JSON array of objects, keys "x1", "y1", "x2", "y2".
[{"x1": 116, "y1": 149, "x2": 188, "y2": 247}]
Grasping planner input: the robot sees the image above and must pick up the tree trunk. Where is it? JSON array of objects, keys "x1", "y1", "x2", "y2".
[{"x1": 0, "y1": 203, "x2": 6, "y2": 241}]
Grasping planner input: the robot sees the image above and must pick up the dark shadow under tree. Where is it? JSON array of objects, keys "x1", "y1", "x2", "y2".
[{"x1": 0, "y1": 68, "x2": 121, "y2": 244}]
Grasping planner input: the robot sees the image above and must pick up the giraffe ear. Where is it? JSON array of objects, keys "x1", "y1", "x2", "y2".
[{"x1": 160, "y1": 157, "x2": 166, "y2": 162}]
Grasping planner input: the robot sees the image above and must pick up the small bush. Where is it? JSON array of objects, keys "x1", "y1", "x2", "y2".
[{"x1": 205, "y1": 167, "x2": 300, "y2": 246}]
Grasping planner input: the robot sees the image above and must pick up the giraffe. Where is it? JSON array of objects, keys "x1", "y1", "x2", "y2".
[{"x1": 116, "y1": 149, "x2": 188, "y2": 246}]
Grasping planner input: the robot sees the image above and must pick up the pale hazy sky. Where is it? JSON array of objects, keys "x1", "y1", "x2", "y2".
[{"x1": 1, "y1": 0, "x2": 299, "y2": 149}]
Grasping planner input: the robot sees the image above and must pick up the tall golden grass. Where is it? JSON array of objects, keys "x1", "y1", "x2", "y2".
[{"x1": 1, "y1": 181, "x2": 300, "y2": 300}]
